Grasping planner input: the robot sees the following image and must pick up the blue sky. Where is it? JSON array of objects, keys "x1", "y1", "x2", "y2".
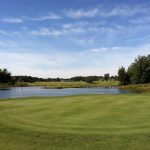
[{"x1": 0, "y1": 0, "x2": 150, "y2": 78}]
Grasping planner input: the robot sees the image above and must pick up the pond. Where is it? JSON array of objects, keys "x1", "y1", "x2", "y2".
[{"x1": 0, "y1": 86, "x2": 133, "y2": 98}]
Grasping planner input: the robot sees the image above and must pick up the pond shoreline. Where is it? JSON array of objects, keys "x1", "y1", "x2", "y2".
[
  {"x1": 0, "y1": 86, "x2": 132, "y2": 99},
  {"x1": 42, "y1": 85, "x2": 119, "y2": 89},
  {"x1": 0, "y1": 82, "x2": 150, "y2": 93},
  {"x1": 0, "y1": 81, "x2": 119, "y2": 89}
]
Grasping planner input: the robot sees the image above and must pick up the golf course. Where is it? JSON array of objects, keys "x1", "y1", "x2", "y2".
[
  {"x1": 0, "y1": 94, "x2": 150, "y2": 150},
  {"x1": 0, "y1": 1, "x2": 150, "y2": 149}
]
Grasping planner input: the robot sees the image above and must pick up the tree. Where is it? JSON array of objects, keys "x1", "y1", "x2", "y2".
[
  {"x1": 104, "y1": 73, "x2": 109, "y2": 81},
  {"x1": 0, "y1": 68, "x2": 12, "y2": 83},
  {"x1": 118, "y1": 67, "x2": 129, "y2": 85},
  {"x1": 128, "y1": 55, "x2": 150, "y2": 84},
  {"x1": 86, "y1": 77, "x2": 95, "y2": 83}
]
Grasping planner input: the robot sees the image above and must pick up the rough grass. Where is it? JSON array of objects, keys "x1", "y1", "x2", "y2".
[
  {"x1": 120, "y1": 84, "x2": 150, "y2": 93},
  {"x1": 0, "y1": 94, "x2": 150, "y2": 149},
  {"x1": 28, "y1": 81, "x2": 119, "y2": 88},
  {"x1": 0, "y1": 83, "x2": 13, "y2": 88},
  {"x1": 0, "y1": 81, "x2": 119, "y2": 88}
]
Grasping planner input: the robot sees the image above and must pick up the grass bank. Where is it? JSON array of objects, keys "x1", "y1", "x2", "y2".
[
  {"x1": 0, "y1": 81, "x2": 119, "y2": 89},
  {"x1": 0, "y1": 94, "x2": 150, "y2": 149},
  {"x1": 120, "y1": 84, "x2": 150, "y2": 93},
  {"x1": 0, "y1": 82, "x2": 28, "y2": 88},
  {"x1": 28, "y1": 81, "x2": 119, "y2": 88}
]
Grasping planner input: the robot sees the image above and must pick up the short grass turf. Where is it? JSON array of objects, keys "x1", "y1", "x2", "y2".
[{"x1": 0, "y1": 94, "x2": 150, "y2": 150}]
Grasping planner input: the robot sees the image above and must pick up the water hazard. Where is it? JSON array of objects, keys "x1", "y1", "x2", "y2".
[{"x1": 0, "y1": 86, "x2": 133, "y2": 98}]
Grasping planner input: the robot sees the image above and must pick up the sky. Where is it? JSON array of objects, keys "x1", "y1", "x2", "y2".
[{"x1": 0, "y1": 0, "x2": 150, "y2": 78}]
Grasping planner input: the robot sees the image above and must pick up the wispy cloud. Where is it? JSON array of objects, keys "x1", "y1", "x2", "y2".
[
  {"x1": 29, "y1": 21, "x2": 105, "y2": 37},
  {"x1": 89, "y1": 47, "x2": 108, "y2": 52},
  {"x1": 64, "y1": 4, "x2": 149, "y2": 19},
  {"x1": 1, "y1": 17, "x2": 23, "y2": 23},
  {"x1": 0, "y1": 13, "x2": 61, "y2": 24},
  {"x1": 89, "y1": 45, "x2": 150, "y2": 56},
  {"x1": 130, "y1": 16, "x2": 150, "y2": 24},
  {"x1": 65, "y1": 8, "x2": 99, "y2": 19},
  {"x1": 1, "y1": 18, "x2": 150, "y2": 47},
  {"x1": 30, "y1": 25, "x2": 86, "y2": 37},
  {"x1": 1, "y1": 4, "x2": 149, "y2": 24},
  {"x1": 104, "y1": 4, "x2": 148, "y2": 17},
  {"x1": 28, "y1": 13, "x2": 61, "y2": 21},
  {"x1": 73, "y1": 38, "x2": 96, "y2": 46},
  {"x1": 30, "y1": 28, "x2": 64, "y2": 36}
]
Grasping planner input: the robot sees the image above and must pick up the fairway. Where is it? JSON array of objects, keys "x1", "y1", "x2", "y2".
[{"x1": 0, "y1": 94, "x2": 150, "y2": 150}]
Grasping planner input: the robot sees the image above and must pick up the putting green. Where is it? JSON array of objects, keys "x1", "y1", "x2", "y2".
[
  {"x1": 0, "y1": 95, "x2": 150, "y2": 134},
  {"x1": 0, "y1": 94, "x2": 150, "y2": 150}
]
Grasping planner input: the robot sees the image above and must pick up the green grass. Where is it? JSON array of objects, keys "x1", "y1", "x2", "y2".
[
  {"x1": 0, "y1": 83, "x2": 13, "y2": 88},
  {"x1": 120, "y1": 84, "x2": 150, "y2": 93},
  {"x1": 0, "y1": 94, "x2": 150, "y2": 149},
  {"x1": 28, "y1": 80, "x2": 119, "y2": 88},
  {"x1": 0, "y1": 82, "x2": 28, "y2": 88},
  {"x1": 0, "y1": 81, "x2": 119, "y2": 88}
]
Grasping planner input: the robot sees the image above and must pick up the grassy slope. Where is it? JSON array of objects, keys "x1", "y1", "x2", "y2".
[
  {"x1": 0, "y1": 82, "x2": 28, "y2": 88},
  {"x1": 28, "y1": 81, "x2": 119, "y2": 88},
  {"x1": 0, "y1": 83, "x2": 13, "y2": 88},
  {"x1": 120, "y1": 84, "x2": 150, "y2": 93},
  {"x1": 0, "y1": 81, "x2": 119, "y2": 88},
  {"x1": 0, "y1": 94, "x2": 150, "y2": 150}
]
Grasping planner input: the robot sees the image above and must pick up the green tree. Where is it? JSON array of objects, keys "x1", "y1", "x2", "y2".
[
  {"x1": 118, "y1": 67, "x2": 129, "y2": 85},
  {"x1": 104, "y1": 73, "x2": 109, "y2": 81},
  {"x1": 128, "y1": 55, "x2": 150, "y2": 84},
  {"x1": 86, "y1": 77, "x2": 94, "y2": 83},
  {"x1": 0, "y1": 68, "x2": 12, "y2": 83}
]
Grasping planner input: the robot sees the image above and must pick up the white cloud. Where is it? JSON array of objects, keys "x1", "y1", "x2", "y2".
[
  {"x1": 64, "y1": 4, "x2": 149, "y2": 19},
  {"x1": 104, "y1": 4, "x2": 147, "y2": 17},
  {"x1": 30, "y1": 25, "x2": 86, "y2": 37},
  {"x1": 30, "y1": 28, "x2": 64, "y2": 36},
  {"x1": 73, "y1": 38, "x2": 95, "y2": 46},
  {"x1": 0, "y1": 13, "x2": 61, "y2": 24},
  {"x1": 89, "y1": 45, "x2": 150, "y2": 55},
  {"x1": 29, "y1": 13, "x2": 61, "y2": 21},
  {"x1": 0, "y1": 44, "x2": 149, "y2": 78},
  {"x1": 65, "y1": 8, "x2": 99, "y2": 19},
  {"x1": 90, "y1": 47, "x2": 108, "y2": 52},
  {"x1": 1, "y1": 17, "x2": 23, "y2": 23},
  {"x1": 0, "y1": 4, "x2": 149, "y2": 25},
  {"x1": 29, "y1": 21, "x2": 105, "y2": 37}
]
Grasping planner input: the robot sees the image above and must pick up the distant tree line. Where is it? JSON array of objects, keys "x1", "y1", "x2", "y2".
[
  {"x1": 12, "y1": 75, "x2": 117, "y2": 83},
  {"x1": 70, "y1": 75, "x2": 117, "y2": 83},
  {"x1": 12, "y1": 76, "x2": 62, "y2": 83},
  {"x1": 0, "y1": 71, "x2": 118, "y2": 84},
  {"x1": 118, "y1": 54, "x2": 150, "y2": 85}
]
